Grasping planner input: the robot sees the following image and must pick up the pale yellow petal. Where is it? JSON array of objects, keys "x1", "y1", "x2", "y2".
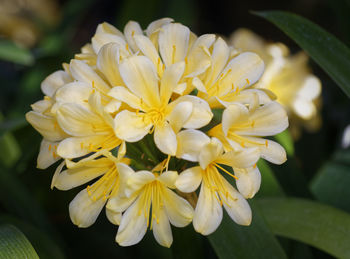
[
  {"x1": 235, "y1": 167, "x2": 261, "y2": 199},
  {"x1": 126, "y1": 170, "x2": 155, "y2": 197},
  {"x1": 119, "y1": 55, "x2": 160, "y2": 107},
  {"x1": 158, "y1": 23, "x2": 190, "y2": 67},
  {"x1": 97, "y1": 43, "x2": 124, "y2": 86},
  {"x1": 106, "y1": 207, "x2": 122, "y2": 225},
  {"x1": 160, "y1": 61, "x2": 185, "y2": 103},
  {"x1": 154, "y1": 121, "x2": 177, "y2": 155},
  {"x1": 207, "y1": 37, "x2": 230, "y2": 83},
  {"x1": 215, "y1": 147, "x2": 260, "y2": 168},
  {"x1": 175, "y1": 166, "x2": 202, "y2": 193},
  {"x1": 146, "y1": 18, "x2": 174, "y2": 37},
  {"x1": 152, "y1": 207, "x2": 173, "y2": 247},
  {"x1": 124, "y1": 20, "x2": 143, "y2": 52},
  {"x1": 176, "y1": 129, "x2": 210, "y2": 162},
  {"x1": 198, "y1": 138, "x2": 223, "y2": 169},
  {"x1": 193, "y1": 184, "x2": 222, "y2": 235},
  {"x1": 114, "y1": 110, "x2": 152, "y2": 142},
  {"x1": 69, "y1": 189, "x2": 106, "y2": 228},
  {"x1": 37, "y1": 140, "x2": 60, "y2": 169},
  {"x1": 116, "y1": 196, "x2": 148, "y2": 246},
  {"x1": 91, "y1": 32, "x2": 127, "y2": 55},
  {"x1": 108, "y1": 86, "x2": 142, "y2": 110},
  {"x1": 158, "y1": 170, "x2": 178, "y2": 189},
  {"x1": 41, "y1": 70, "x2": 71, "y2": 97},
  {"x1": 222, "y1": 103, "x2": 249, "y2": 135},
  {"x1": 134, "y1": 34, "x2": 161, "y2": 69},
  {"x1": 25, "y1": 111, "x2": 67, "y2": 141},
  {"x1": 166, "y1": 101, "x2": 193, "y2": 133},
  {"x1": 163, "y1": 188, "x2": 194, "y2": 227}
]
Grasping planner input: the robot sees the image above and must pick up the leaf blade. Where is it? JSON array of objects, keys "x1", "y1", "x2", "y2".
[
  {"x1": 257, "y1": 197, "x2": 350, "y2": 258},
  {"x1": 253, "y1": 10, "x2": 350, "y2": 97}
]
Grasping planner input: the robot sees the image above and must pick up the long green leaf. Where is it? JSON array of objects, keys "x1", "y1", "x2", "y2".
[
  {"x1": 0, "y1": 224, "x2": 38, "y2": 259},
  {"x1": 0, "y1": 40, "x2": 34, "y2": 65},
  {"x1": 253, "y1": 10, "x2": 350, "y2": 98},
  {"x1": 208, "y1": 203, "x2": 287, "y2": 259},
  {"x1": 311, "y1": 161, "x2": 350, "y2": 212},
  {"x1": 257, "y1": 197, "x2": 350, "y2": 258}
]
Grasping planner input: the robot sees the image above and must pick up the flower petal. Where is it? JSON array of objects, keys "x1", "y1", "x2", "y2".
[
  {"x1": 198, "y1": 138, "x2": 223, "y2": 169},
  {"x1": 176, "y1": 129, "x2": 210, "y2": 162},
  {"x1": 175, "y1": 166, "x2": 202, "y2": 193},
  {"x1": 235, "y1": 166, "x2": 261, "y2": 199},
  {"x1": 221, "y1": 176, "x2": 252, "y2": 226},
  {"x1": 69, "y1": 189, "x2": 106, "y2": 228},
  {"x1": 153, "y1": 207, "x2": 173, "y2": 247},
  {"x1": 97, "y1": 43, "x2": 124, "y2": 86},
  {"x1": 114, "y1": 110, "x2": 152, "y2": 142},
  {"x1": 158, "y1": 170, "x2": 178, "y2": 189},
  {"x1": 69, "y1": 59, "x2": 111, "y2": 94},
  {"x1": 222, "y1": 103, "x2": 249, "y2": 136},
  {"x1": 37, "y1": 140, "x2": 60, "y2": 169},
  {"x1": 134, "y1": 34, "x2": 161, "y2": 70},
  {"x1": 163, "y1": 188, "x2": 194, "y2": 227},
  {"x1": 167, "y1": 101, "x2": 193, "y2": 133},
  {"x1": 106, "y1": 207, "x2": 122, "y2": 225},
  {"x1": 160, "y1": 61, "x2": 185, "y2": 103},
  {"x1": 126, "y1": 170, "x2": 155, "y2": 197},
  {"x1": 41, "y1": 70, "x2": 71, "y2": 97},
  {"x1": 158, "y1": 23, "x2": 190, "y2": 67},
  {"x1": 108, "y1": 86, "x2": 142, "y2": 110},
  {"x1": 25, "y1": 111, "x2": 67, "y2": 141},
  {"x1": 119, "y1": 55, "x2": 160, "y2": 107},
  {"x1": 116, "y1": 196, "x2": 148, "y2": 246},
  {"x1": 154, "y1": 122, "x2": 177, "y2": 155},
  {"x1": 91, "y1": 32, "x2": 127, "y2": 55},
  {"x1": 193, "y1": 184, "x2": 223, "y2": 235},
  {"x1": 215, "y1": 147, "x2": 260, "y2": 168},
  {"x1": 207, "y1": 37, "x2": 230, "y2": 83},
  {"x1": 124, "y1": 21, "x2": 143, "y2": 52}
]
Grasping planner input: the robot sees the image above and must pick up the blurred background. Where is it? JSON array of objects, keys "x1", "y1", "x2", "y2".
[{"x1": 0, "y1": 0, "x2": 349, "y2": 258}]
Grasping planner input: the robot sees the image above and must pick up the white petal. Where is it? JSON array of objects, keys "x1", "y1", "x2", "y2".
[
  {"x1": 193, "y1": 184, "x2": 223, "y2": 235},
  {"x1": 158, "y1": 23, "x2": 190, "y2": 67},
  {"x1": 235, "y1": 167, "x2": 261, "y2": 199},
  {"x1": 116, "y1": 196, "x2": 148, "y2": 246},
  {"x1": 154, "y1": 122, "x2": 177, "y2": 155},
  {"x1": 172, "y1": 95, "x2": 213, "y2": 129},
  {"x1": 37, "y1": 140, "x2": 60, "y2": 169},
  {"x1": 70, "y1": 59, "x2": 111, "y2": 94},
  {"x1": 97, "y1": 43, "x2": 124, "y2": 86},
  {"x1": 119, "y1": 55, "x2": 160, "y2": 107},
  {"x1": 175, "y1": 166, "x2": 202, "y2": 193},
  {"x1": 176, "y1": 129, "x2": 210, "y2": 162},
  {"x1": 124, "y1": 21, "x2": 143, "y2": 52},
  {"x1": 134, "y1": 34, "x2": 161, "y2": 68},
  {"x1": 106, "y1": 207, "x2": 122, "y2": 225},
  {"x1": 53, "y1": 166, "x2": 107, "y2": 191},
  {"x1": 167, "y1": 101, "x2": 193, "y2": 133},
  {"x1": 153, "y1": 207, "x2": 173, "y2": 247},
  {"x1": 69, "y1": 189, "x2": 106, "y2": 228},
  {"x1": 222, "y1": 103, "x2": 249, "y2": 136},
  {"x1": 163, "y1": 188, "x2": 194, "y2": 227},
  {"x1": 215, "y1": 147, "x2": 260, "y2": 168},
  {"x1": 158, "y1": 170, "x2": 178, "y2": 189},
  {"x1": 237, "y1": 102, "x2": 289, "y2": 136},
  {"x1": 91, "y1": 32, "x2": 127, "y2": 55},
  {"x1": 221, "y1": 177, "x2": 252, "y2": 226},
  {"x1": 208, "y1": 37, "x2": 230, "y2": 83},
  {"x1": 160, "y1": 61, "x2": 185, "y2": 103},
  {"x1": 146, "y1": 18, "x2": 174, "y2": 37},
  {"x1": 108, "y1": 86, "x2": 142, "y2": 110},
  {"x1": 126, "y1": 170, "x2": 155, "y2": 196},
  {"x1": 25, "y1": 111, "x2": 67, "y2": 141},
  {"x1": 198, "y1": 138, "x2": 223, "y2": 169},
  {"x1": 41, "y1": 70, "x2": 71, "y2": 97},
  {"x1": 31, "y1": 99, "x2": 52, "y2": 113},
  {"x1": 114, "y1": 110, "x2": 152, "y2": 142},
  {"x1": 54, "y1": 82, "x2": 91, "y2": 108},
  {"x1": 96, "y1": 22, "x2": 124, "y2": 37}
]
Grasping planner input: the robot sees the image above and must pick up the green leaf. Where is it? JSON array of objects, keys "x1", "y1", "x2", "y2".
[
  {"x1": 257, "y1": 197, "x2": 350, "y2": 258},
  {"x1": 208, "y1": 203, "x2": 287, "y2": 259},
  {"x1": 0, "y1": 40, "x2": 34, "y2": 65},
  {"x1": 311, "y1": 162, "x2": 350, "y2": 212},
  {"x1": 274, "y1": 130, "x2": 294, "y2": 156},
  {"x1": 253, "y1": 10, "x2": 350, "y2": 98},
  {"x1": 257, "y1": 160, "x2": 285, "y2": 197},
  {"x1": 0, "y1": 224, "x2": 38, "y2": 259}
]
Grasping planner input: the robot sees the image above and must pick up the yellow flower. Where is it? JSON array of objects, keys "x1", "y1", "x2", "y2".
[
  {"x1": 111, "y1": 55, "x2": 212, "y2": 155},
  {"x1": 230, "y1": 28, "x2": 322, "y2": 137},
  {"x1": 51, "y1": 143, "x2": 128, "y2": 227},
  {"x1": 109, "y1": 163, "x2": 194, "y2": 247},
  {"x1": 175, "y1": 133, "x2": 259, "y2": 234}
]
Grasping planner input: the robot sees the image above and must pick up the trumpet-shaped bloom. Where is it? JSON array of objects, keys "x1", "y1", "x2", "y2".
[
  {"x1": 110, "y1": 163, "x2": 194, "y2": 247},
  {"x1": 231, "y1": 28, "x2": 322, "y2": 137},
  {"x1": 176, "y1": 131, "x2": 260, "y2": 234},
  {"x1": 111, "y1": 55, "x2": 212, "y2": 155},
  {"x1": 52, "y1": 144, "x2": 128, "y2": 227}
]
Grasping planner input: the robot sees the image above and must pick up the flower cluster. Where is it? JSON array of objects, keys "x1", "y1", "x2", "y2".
[
  {"x1": 230, "y1": 28, "x2": 321, "y2": 138},
  {"x1": 26, "y1": 18, "x2": 288, "y2": 247}
]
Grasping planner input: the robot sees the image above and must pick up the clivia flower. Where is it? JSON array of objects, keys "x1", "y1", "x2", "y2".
[{"x1": 26, "y1": 18, "x2": 289, "y2": 247}]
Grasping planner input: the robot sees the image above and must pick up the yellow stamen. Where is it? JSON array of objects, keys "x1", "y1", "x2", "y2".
[{"x1": 213, "y1": 163, "x2": 238, "y2": 180}]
